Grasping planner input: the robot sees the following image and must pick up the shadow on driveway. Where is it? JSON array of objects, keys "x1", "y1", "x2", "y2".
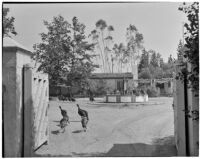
[
  {"x1": 105, "y1": 142, "x2": 177, "y2": 157},
  {"x1": 33, "y1": 135, "x2": 176, "y2": 157},
  {"x1": 72, "y1": 136, "x2": 177, "y2": 157}
]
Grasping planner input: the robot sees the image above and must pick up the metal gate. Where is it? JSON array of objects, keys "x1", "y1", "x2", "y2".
[{"x1": 23, "y1": 64, "x2": 49, "y2": 156}]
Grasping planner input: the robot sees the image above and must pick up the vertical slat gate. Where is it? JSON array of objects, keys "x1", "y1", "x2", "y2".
[
  {"x1": 23, "y1": 64, "x2": 49, "y2": 156},
  {"x1": 173, "y1": 61, "x2": 187, "y2": 156}
]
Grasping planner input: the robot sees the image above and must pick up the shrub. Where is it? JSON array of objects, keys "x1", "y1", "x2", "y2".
[
  {"x1": 146, "y1": 87, "x2": 159, "y2": 97},
  {"x1": 139, "y1": 68, "x2": 152, "y2": 79}
]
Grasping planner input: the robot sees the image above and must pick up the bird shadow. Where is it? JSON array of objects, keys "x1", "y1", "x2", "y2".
[
  {"x1": 52, "y1": 120, "x2": 60, "y2": 123},
  {"x1": 69, "y1": 120, "x2": 81, "y2": 122},
  {"x1": 72, "y1": 130, "x2": 84, "y2": 133},
  {"x1": 51, "y1": 130, "x2": 60, "y2": 135},
  {"x1": 52, "y1": 120, "x2": 80, "y2": 123}
]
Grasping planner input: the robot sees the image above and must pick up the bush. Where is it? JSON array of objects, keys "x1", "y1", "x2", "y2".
[
  {"x1": 146, "y1": 87, "x2": 159, "y2": 97},
  {"x1": 89, "y1": 79, "x2": 108, "y2": 96},
  {"x1": 139, "y1": 68, "x2": 152, "y2": 79}
]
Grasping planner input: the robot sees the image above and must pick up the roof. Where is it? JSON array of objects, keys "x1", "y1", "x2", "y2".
[
  {"x1": 3, "y1": 36, "x2": 32, "y2": 54},
  {"x1": 90, "y1": 73, "x2": 133, "y2": 79}
]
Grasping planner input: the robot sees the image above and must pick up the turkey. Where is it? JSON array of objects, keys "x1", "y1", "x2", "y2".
[
  {"x1": 76, "y1": 104, "x2": 89, "y2": 132},
  {"x1": 59, "y1": 106, "x2": 70, "y2": 124},
  {"x1": 59, "y1": 116, "x2": 69, "y2": 133},
  {"x1": 71, "y1": 97, "x2": 76, "y2": 102},
  {"x1": 59, "y1": 106, "x2": 67, "y2": 117}
]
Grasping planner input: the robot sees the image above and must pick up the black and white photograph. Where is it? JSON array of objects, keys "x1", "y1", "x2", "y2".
[{"x1": 2, "y1": 0, "x2": 199, "y2": 157}]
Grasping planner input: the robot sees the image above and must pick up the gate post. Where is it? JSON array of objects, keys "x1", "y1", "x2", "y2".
[
  {"x1": 174, "y1": 61, "x2": 187, "y2": 156},
  {"x1": 23, "y1": 64, "x2": 34, "y2": 157}
]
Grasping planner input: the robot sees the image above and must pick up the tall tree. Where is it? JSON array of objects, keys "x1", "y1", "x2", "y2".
[
  {"x1": 3, "y1": 8, "x2": 17, "y2": 37},
  {"x1": 150, "y1": 50, "x2": 159, "y2": 67},
  {"x1": 126, "y1": 24, "x2": 144, "y2": 74},
  {"x1": 112, "y1": 43, "x2": 126, "y2": 73},
  {"x1": 65, "y1": 17, "x2": 97, "y2": 88},
  {"x1": 33, "y1": 15, "x2": 96, "y2": 86},
  {"x1": 138, "y1": 49, "x2": 149, "y2": 73},
  {"x1": 168, "y1": 54, "x2": 173, "y2": 64},
  {"x1": 177, "y1": 40, "x2": 184, "y2": 60},
  {"x1": 89, "y1": 19, "x2": 114, "y2": 73},
  {"x1": 156, "y1": 53, "x2": 162, "y2": 67}
]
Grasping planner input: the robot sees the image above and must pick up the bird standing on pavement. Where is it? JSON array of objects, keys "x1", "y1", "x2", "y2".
[
  {"x1": 59, "y1": 106, "x2": 70, "y2": 123},
  {"x1": 76, "y1": 104, "x2": 89, "y2": 132},
  {"x1": 59, "y1": 106, "x2": 67, "y2": 117},
  {"x1": 59, "y1": 116, "x2": 69, "y2": 133}
]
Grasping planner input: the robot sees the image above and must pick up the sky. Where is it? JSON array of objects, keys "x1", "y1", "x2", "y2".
[{"x1": 4, "y1": 2, "x2": 188, "y2": 62}]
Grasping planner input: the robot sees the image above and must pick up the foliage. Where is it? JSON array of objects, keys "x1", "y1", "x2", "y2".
[
  {"x1": 3, "y1": 8, "x2": 17, "y2": 37},
  {"x1": 138, "y1": 49, "x2": 149, "y2": 73},
  {"x1": 126, "y1": 24, "x2": 144, "y2": 63},
  {"x1": 146, "y1": 86, "x2": 159, "y2": 97},
  {"x1": 152, "y1": 67, "x2": 164, "y2": 79},
  {"x1": 89, "y1": 19, "x2": 114, "y2": 73},
  {"x1": 150, "y1": 50, "x2": 159, "y2": 67},
  {"x1": 168, "y1": 54, "x2": 173, "y2": 64},
  {"x1": 33, "y1": 15, "x2": 96, "y2": 86},
  {"x1": 89, "y1": 79, "x2": 107, "y2": 96},
  {"x1": 112, "y1": 43, "x2": 127, "y2": 72},
  {"x1": 178, "y1": 2, "x2": 199, "y2": 92},
  {"x1": 138, "y1": 49, "x2": 175, "y2": 79},
  {"x1": 139, "y1": 67, "x2": 152, "y2": 79},
  {"x1": 132, "y1": 88, "x2": 147, "y2": 96},
  {"x1": 177, "y1": 40, "x2": 185, "y2": 60}
]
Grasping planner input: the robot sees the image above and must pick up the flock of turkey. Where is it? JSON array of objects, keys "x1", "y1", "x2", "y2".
[{"x1": 58, "y1": 104, "x2": 89, "y2": 133}]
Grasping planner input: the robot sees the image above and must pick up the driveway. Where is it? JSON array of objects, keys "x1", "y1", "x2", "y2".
[{"x1": 35, "y1": 97, "x2": 176, "y2": 157}]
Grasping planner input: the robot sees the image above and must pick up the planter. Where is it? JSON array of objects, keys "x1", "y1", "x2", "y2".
[{"x1": 105, "y1": 94, "x2": 148, "y2": 103}]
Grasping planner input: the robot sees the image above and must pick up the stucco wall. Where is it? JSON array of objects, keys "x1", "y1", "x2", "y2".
[{"x1": 3, "y1": 48, "x2": 31, "y2": 157}]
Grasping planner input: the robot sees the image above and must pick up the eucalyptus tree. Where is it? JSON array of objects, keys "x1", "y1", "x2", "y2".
[
  {"x1": 126, "y1": 24, "x2": 144, "y2": 72},
  {"x1": 89, "y1": 19, "x2": 114, "y2": 73},
  {"x1": 126, "y1": 24, "x2": 144, "y2": 87},
  {"x1": 113, "y1": 43, "x2": 126, "y2": 73}
]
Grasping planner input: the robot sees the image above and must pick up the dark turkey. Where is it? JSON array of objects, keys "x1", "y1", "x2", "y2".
[
  {"x1": 76, "y1": 104, "x2": 89, "y2": 132},
  {"x1": 59, "y1": 116, "x2": 69, "y2": 133},
  {"x1": 59, "y1": 106, "x2": 67, "y2": 117}
]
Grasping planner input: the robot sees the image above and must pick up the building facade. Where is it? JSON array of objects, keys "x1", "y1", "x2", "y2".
[{"x1": 89, "y1": 73, "x2": 134, "y2": 95}]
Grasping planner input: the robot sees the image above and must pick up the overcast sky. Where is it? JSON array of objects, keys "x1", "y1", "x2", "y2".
[{"x1": 4, "y1": 2, "x2": 188, "y2": 62}]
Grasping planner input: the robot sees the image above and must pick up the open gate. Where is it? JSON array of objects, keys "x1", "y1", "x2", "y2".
[{"x1": 23, "y1": 64, "x2": 49, "y2": 156}]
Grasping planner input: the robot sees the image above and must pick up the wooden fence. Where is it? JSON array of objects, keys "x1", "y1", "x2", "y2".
[{"x1": 23, "y1": 64, "x2": 49, "y2": 156}]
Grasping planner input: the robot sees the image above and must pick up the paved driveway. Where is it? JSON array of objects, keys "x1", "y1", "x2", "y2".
[{"x1": 35, "y1": 97, "x2": 176, "y2": 157}]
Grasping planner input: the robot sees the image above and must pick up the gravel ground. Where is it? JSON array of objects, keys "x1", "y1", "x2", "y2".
[{"x1": 35, "y1": 97, "x2": 176, "y2": 157}]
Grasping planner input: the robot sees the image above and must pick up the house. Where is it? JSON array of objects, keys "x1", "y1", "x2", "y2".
[{"x1": 89, "y1": 72, "x2": 134, "y2": 95}]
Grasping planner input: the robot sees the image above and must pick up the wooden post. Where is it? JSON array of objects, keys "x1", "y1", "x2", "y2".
[
  {"x1": 23, "y1": 64, "x2": 34, "y2": 157},
  {"x1": 174, "y1": 61, "x2": 187, "y2": 156}
]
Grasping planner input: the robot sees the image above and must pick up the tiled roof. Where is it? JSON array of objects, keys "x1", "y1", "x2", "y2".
[
  {"x1": 90, "y1": 72, "x2": 133, "y2": 79},
  {"x1": 3, "y1": 37, "x2": 32, "y2": 54}
]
